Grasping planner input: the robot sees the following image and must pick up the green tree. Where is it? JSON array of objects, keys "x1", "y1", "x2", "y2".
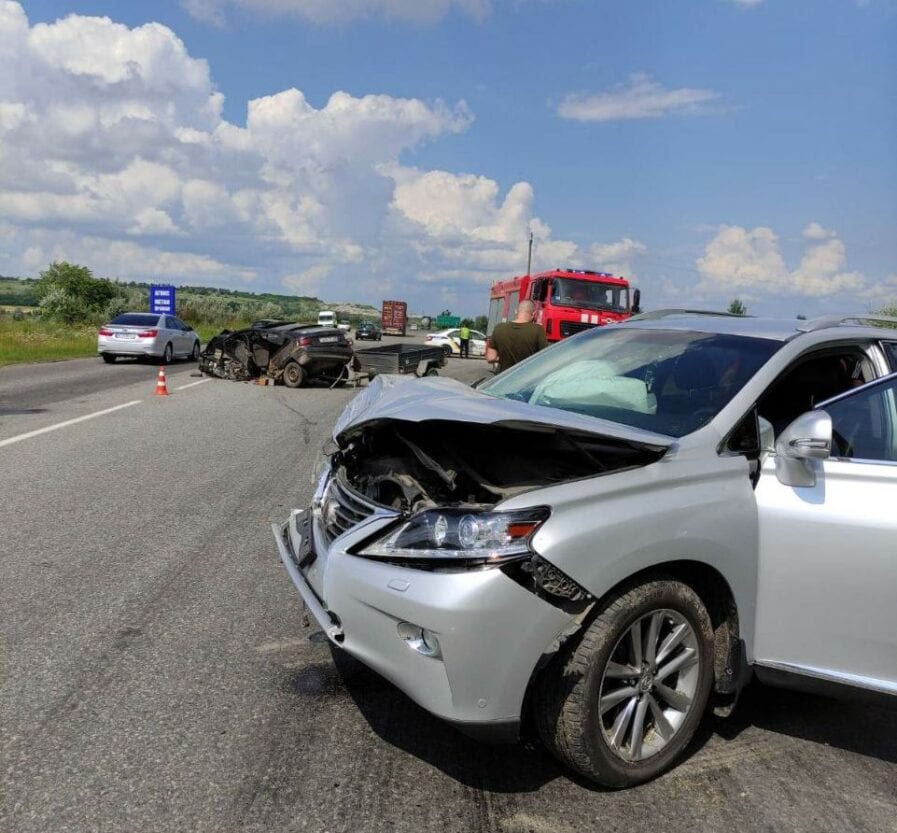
[
  {"x1": 473, "y1": 315, "x2": 488, "y2": 332},
  {"x1": 34, "y1": 261, "x2": 118, "y2": 324},
  {"x1": 727, "y1": 298, "x2": 747, "y2": 316}
]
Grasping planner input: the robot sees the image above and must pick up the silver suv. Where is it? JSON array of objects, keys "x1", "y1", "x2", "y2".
[{"x1": 273, "y1": 313, "x2": 897, "y2": 787}]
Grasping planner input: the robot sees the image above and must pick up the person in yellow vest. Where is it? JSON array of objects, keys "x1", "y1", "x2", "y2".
[{"x1": 458, "y1": 324, "x2": 471, "y2": 358}]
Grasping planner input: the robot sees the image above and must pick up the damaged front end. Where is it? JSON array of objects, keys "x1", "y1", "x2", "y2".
[
  {"x1": 275, "y1": 376, "x2": 677, "y2": 737},
  {"x1": 199, "y1": 329, "x2": 267, "y2": 381},
  {"x1": 311, "y1": 378, "x2": 672, "y2": 611},
  {"x1": 334, "y1": 418, "x2": 666, "y2": 516}
]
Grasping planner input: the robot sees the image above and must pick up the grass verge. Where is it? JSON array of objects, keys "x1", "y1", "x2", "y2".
[{"x1": 0, "y1": 318, "x2": 98, "y2": 366}]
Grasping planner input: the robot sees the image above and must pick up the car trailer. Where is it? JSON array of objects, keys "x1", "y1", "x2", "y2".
[{"x1": 348, "y1": 343, "x2": 445, "y2": 384}]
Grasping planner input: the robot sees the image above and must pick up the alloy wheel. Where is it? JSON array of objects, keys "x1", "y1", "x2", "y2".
[{"x1": 598, "y1": 609, "x2": 700, "y2": 762}]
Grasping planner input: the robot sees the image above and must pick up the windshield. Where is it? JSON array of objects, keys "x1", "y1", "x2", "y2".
[
  {"x1": 110, "y1": 314, "x2": 160, "y2": 326},
  {"x1": 550, "y1": 278, "x2": 628, "y2": 312},
  {"x1": 480, "y1": 327, "x2": 782, "y2": 437}
]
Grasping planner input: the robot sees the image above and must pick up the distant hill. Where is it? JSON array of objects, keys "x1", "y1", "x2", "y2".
[
  {"x1": 0, "y1": 277, "x2": 38, "y2": 306},
  {"x1": 0, "y1": 276, "x2": 379, "y2": 320}
]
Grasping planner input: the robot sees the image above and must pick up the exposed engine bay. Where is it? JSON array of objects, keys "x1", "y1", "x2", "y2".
[{"x1": 334, "y1": 418, "x2": 668, "y2": 513}]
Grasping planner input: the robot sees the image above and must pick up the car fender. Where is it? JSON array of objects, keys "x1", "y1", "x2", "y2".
[{"x1": 504, "y1": 452, "x2": 760, "y2": 661}]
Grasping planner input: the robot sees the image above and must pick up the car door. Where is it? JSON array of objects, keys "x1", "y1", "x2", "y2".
[
  {"x1": 166, "y1": 316, "x2": 188, "y2": 355},
  {"x1": 174, "y1": 317, "x2": 195, "y2": 355},
  {"x1": 753, "y1": 373, "x2": 897, "y2": 694}
]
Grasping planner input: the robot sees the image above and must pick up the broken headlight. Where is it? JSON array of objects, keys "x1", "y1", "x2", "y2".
[{"x1": 357, "y1": 507, "x2": 549, "y2": 567}]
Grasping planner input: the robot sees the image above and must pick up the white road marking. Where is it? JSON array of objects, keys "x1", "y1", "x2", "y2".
[
  {"x1": 0, "y1": 400, "x2": 142, "y2": 449},
  {"x1": 173, "y1": 378, "x2": 211, "y2": 391}
]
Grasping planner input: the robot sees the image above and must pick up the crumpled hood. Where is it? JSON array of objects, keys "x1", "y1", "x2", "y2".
[{"x1": 333, "y1": 375, "x2": 674, "y2": 451}]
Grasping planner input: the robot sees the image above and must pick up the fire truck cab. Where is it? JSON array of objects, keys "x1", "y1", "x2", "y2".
[{"x1": 487, "y1": 269, "x2": 640, "y2": 342}]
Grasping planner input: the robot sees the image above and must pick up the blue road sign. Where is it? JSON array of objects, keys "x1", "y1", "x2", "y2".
[{"x1": 150, "y1": 284, "x2": 176, "y2": 315}]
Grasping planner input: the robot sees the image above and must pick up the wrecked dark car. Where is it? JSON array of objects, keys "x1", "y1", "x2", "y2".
[{"x1": 199, "y1": 320, "x2": 353, "y2": 387}]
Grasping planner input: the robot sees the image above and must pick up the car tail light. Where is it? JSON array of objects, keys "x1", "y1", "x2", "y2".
[
  {"x1": 137, "y1": 329, "x2": 158, "y2": 338},
  {"x1": 97, "y1": 328, "x2": 113, "y2": 336},
  {"x1": 298, "y1": 336, "x2": 311, "y2": 346}
]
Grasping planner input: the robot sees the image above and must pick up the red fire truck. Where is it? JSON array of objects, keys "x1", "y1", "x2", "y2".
[{"x1": 487, "y1": 268, "x2": 640, "y2": 342}]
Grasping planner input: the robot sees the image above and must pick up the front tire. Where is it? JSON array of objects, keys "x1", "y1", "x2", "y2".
[
  {"x1": 282, "y1": 361, "x2": 305, "y2": 388},
  {"x1": 536, "y1": 579, "x2": 714, "y2": 788},
  {"x1": 191, "y1": 340, "x2": 201, "y2": 361}
]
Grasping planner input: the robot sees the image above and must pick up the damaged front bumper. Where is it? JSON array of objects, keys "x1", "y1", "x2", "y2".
[{"x1": 272, "y1": 498, "x2": 576, "y2": 741}]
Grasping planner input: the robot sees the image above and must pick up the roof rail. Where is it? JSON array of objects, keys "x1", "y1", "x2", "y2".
[
  {"x1": 627, "y1": 309, "x2": 745, "y2": 321},
  {"x1": 796, "y1": 314, "x2": 897, "y2": 333}
]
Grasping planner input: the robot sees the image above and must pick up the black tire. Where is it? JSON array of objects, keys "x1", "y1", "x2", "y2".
[
  {"x1": 425, "y1": 367, "x2": 439, "y2": 376},
  {"x1": 442, "y1": 344, "x2": 452, "y2": 358},
  {"x1": 191, "y1": 340, "x2": 201, "y2": 361},
  {"x1": 536, "y1": 578, "x2": 714, "y2": 788},
  {"x1": 162, "y1": 342, "x2": 173, "y2": 364},
  {"x1": 282, "y1": 361, "x2": 305, "y2": 389},
  {"x1": 101, "y1": 353, "x2": 116, "y2": 364}
]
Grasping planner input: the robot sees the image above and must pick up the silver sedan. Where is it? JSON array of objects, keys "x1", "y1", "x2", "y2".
[{"x1": 97, "y1": 313, "x2": 201, "y2": 364}]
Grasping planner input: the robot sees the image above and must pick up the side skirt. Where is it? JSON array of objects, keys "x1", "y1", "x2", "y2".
[{"x1": 754, "y1": 661, "x2": 897, "y2": 708}]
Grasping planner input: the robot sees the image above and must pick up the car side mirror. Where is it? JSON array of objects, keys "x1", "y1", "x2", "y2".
[
  {"x1": 774, "y1": 410, "x2": 832, "y2": 487},
  {"x1": 631, "y1": 289, "x2": 641, "y2": 315}
]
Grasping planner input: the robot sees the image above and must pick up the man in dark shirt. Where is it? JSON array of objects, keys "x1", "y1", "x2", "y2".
[{"x1": 485, "y1": 300, "x2": 548, "y2": 372}]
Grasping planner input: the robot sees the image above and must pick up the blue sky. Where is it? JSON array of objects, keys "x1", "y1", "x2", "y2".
[{"x1": 2, "y1": 0, "x2": 895, "y2": 316}]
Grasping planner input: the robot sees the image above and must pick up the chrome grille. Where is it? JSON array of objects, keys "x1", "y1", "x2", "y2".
[
  {"x1": 560, "y1": 320, "x2": 597, "y2": 337},
  {"x1": 321, "y1": 472, "x2": 380, "y2": 542}
]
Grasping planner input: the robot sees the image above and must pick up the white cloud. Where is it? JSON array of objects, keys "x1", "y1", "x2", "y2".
[
  {"x1": 281, "y1": 264, "x2": 332, "y2": 296},
  {"x1": 558, "y1": 74, "x2": 720, "y2": 123},
  {"x1": 0, "y1": 2, "x2": 609, "y2": 313},
  {"x1": 182, "y1": 0, "x2": 491, "y2": 25},
  {"x1": 802, "y1": 221, "x2": 834, "y2": 240},
  {"x1": 6, "y1": 223, "x2": 256, "y2": 283},
  {"x1": 696, "y1": 224, "x2": 865, "y2": 297},
  {"x1": 730, "y1": 0, "x2": 763, "y2": 7},
  {"x1": 182, "y1": 0, "x2": 227, "y2": 26},
  {"x1": 587, "y1": 237, "x2": 647, "y2": 279}
]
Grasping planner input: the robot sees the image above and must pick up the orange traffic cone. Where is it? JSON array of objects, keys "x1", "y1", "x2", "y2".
[{"x1": 153, "y1": 366, "x2": 170, "y2": 396}]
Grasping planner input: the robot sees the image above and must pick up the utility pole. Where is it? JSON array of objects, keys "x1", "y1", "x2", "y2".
[{"x1": 526, "y1": 231, "x2": 533, "y2": 276}]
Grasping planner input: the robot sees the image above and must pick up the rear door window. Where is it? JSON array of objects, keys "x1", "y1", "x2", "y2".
[
  {"x1": 882, "y1": 341, "x2": 897, "y2": 370},
  {"x1": 824, "y1": 374, "x2": 897, "y2": 462}
]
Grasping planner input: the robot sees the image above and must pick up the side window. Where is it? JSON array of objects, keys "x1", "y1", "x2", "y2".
[
  {"x1": 882, "y1": 342, "x2": 897, "y2": 371},
  {"x1": 757, "y1": 350, "x2": 874, "y2": 438},
  {"x1": 824, "y1": 376, "x2": 897, "y2": 462}
]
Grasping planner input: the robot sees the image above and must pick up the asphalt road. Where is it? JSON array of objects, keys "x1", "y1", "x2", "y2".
[{"x1": 1, "y1": 348, "x2": 895, "y2": 833}]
